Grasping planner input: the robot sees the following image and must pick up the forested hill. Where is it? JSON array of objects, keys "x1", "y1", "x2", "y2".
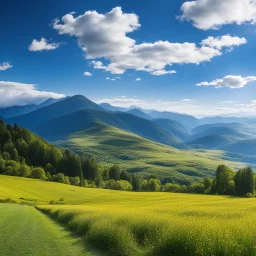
[{"x1": 0, "y1": 120, "x2": 90, "y2": 180}]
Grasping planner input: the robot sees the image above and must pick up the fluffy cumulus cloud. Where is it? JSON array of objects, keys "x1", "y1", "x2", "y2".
[
  {"x1": 0, "y1": 62, "x2": 12, "y2": 71},
  {"x1": 201, "y1": 35, "x2": 247, "y2": 50},
  {"x1": 83, "y1": 71, "x2": 92, "y2": 76},
  {"x1": 53, "y1": 7, "x2": 246, "y2": 74},
  {"x1": 135, "y1": 78, "x2": 141, "y2": 81},
  {"x1": 0, "y1": 81, "x2": 65, "y2": 107},
  {"x1": 196, "y1": 75, "x2": 256, "y2": 89},
  {"x1": 179, "y1": 0, "x2": 256, "y2": 30},
  {"x1": 28, "y1": 38, "x2": 61, "y2": 51}
]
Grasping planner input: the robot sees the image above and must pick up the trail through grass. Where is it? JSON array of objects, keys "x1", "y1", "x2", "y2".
[
  {"x1": 2, "y1": 175, "x2": 256, "y2": 255},
  {"x1": 0, "y1": 204, "x2": 98, "y2": 256}
]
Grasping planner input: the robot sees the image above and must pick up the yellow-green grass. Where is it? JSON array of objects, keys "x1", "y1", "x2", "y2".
[
  {"x1": 1, "y1": 175, "x2": 256, "y2": 255},
  {"x1": 57, "y1": 122, "x2": 244, "y2": 182},
  {"x1": 0, "y1": 204, "x2": 98, "y2": 256}
]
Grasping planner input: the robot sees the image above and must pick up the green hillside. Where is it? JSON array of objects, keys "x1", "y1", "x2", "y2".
[
  {"x1": 35, "y1": 109, "x2": 186, "y2": 149},
  {"x1": 57, "y1": 122, "x2": 244, "y2": 182}
]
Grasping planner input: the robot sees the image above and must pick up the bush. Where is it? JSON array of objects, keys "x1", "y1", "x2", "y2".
[
  {"x1": 165, "y1": 183, "x2": 181, "y2": 192},
  {"x1": 18, "y1": 165, "x2": 31, "y2": 177},
  {"x1": 31, "y1": 167, "x2": 46, "y2": 180},
  {"x1": 246, "y1": 192, "x2": 253, "y2": 198},
  {"x1": 70, "y1": 176, "x2": 81, "y2": 186}
]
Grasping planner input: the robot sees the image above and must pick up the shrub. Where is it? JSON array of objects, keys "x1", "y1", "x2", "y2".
[
  {"x1": 31, "y1": 167, "x2": 46, "y2": 180},
  {"x1": 70, "y1": 176, "x2": 81, "y2": 186},
  {"x1": 165, "y1": 183, "x2": 181, "y2": 192},
  {"x1": 246, "y1": 192, "x2": 253, "y2": 198},
  {"x1": 3, "y1": 166, "x2": 13, "y2": 176},
  {"x1": 51, "y1": 173, "x2": 66, "y2": 183},
  {"x1": 18, "y1": 165, "x2": 31, "y2": 177}
]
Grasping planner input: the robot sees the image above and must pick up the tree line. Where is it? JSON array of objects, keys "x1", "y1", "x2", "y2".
[{"x1": 0, "y1": 121, "x2": 255, "y2": 197}]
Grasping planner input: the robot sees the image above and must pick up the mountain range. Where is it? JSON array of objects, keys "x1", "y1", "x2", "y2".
[{"x1": 3, "y1": 94, "x2": 256, "y2": 168}]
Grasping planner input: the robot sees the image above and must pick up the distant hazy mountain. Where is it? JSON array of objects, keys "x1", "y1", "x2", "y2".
[
  {"x1": 219, "y1": 139, "x2": 256, "y2": 157},
  {"x1": 149, "y1": 110, "x2": 199, "y2": 130},
  {"x1": 99, "y1": 103, "x2": 129, "y2": 112},
  {"x1": 153, "y1": 118, "x2": 191, "y2": 141},
  {"x1": 7, "y1": 95, "x2": 103, "y2": 128},
  {"x1": 126, "y1": 108, "x2": 152, "y2": 120},
  {"x1": 192, "y1": 123, "x2": 256, "y2": 138},
  {"x1": 187, "y1": 133, "x2": 242, "y2": 149},
  {"x1": 199, "y1": 116, "x2": 256, "y2": 126},
  {"x1": 0, "y1": 98, "x2": 63, "y2": 119},
  {"x1": 35, "y1": 108, "x2": 186, "y2": 149}
]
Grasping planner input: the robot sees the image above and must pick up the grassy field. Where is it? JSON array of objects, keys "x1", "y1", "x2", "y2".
[
  {"x1": 57, "y1": 122, "x2": 244, "y2": 182},
  {"x1": 0, "y1": 204, "x2": 98, "y2": 256},
  {"x1": 1, "y1": 175, "x2": 256, "y2": 255}
]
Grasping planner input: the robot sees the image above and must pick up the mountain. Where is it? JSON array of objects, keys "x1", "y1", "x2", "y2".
[
  {"x1": 192, "y1": 123, "x2": 256, "y2": 139},
  {"x1": 0, "y1": 104, "x2": 38, "y2": 119},
  {"x1": 35, "y1": 109, "x2": 186, "y2": 149},
  {"x1": 7, "y1": 95, "x2": 103, "y2": 129},
  {"x1": 57, "y1": 122, "x2": 244, "y2": 182},
  {"x1": 99, "y1": 103, "x2": 129, "y2": 112},
  {"x1": 126, "y1": 108, "x2": 152, "y2": 120},
  {"x1": 188, "y1": 126, "x2": 251, "y2": 143},
  {"x1": 153, "y1": 118, "x2": 191, "y2": 141},
  {"x1": 0, "y1": 98, "x2": 64, "y2": 119},
  {"x1": 219, "y1": 139, "x2": 256, "y2": 157},
  {"x1": 199, "y1": 116, "x2": 256, "y2": 126},
  {"x1": 187, "y1": 134, "x2": 242, "y2": 149},
  {"x1": 149, "y1": 110, "x2": 199, "y2": 130}
]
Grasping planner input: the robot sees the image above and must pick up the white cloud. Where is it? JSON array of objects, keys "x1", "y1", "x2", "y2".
[
  {"x1": 0, "y1": 62, "x2": 12, "y2": 71},
  {"x1": 151, "y1": 70, "x2": 176, "y2": 76},
  {"x1": 28, "y1": 38, "x2": 61, "y2": 51},
  {"x1": 135, "y1": 78, "x2": 141, "y2": 81},
  {"x1": 83, "y1": 71, "x2": 92, "y2": 76},
  {"x1": 53, "y1": 7, "x2": 246, "y2": 74},
  {"x1": 201, "y1": 35, "x2": 247, "y2": 50},
  {"x1": 180, "y1": 99, "x2": 194, "y2": 102},
  {"x1": 0, "y1": 81, "x2": 65, "y2": 108},
  {"x1": 196, "y1": 75, "x2": 256, "y2": 89},
  {"x1": 179, "y1": 0, "x2": 256, "y2": 30}
]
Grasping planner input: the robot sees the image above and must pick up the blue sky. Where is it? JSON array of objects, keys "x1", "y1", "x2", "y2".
[{"x1": 1, "y1": 0, "x2": 256, "y2": 116}]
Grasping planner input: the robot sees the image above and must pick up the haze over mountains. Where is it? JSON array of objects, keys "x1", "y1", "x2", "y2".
[{"x1": 4, "y1": 94, "x2": 256, "y2": 169}]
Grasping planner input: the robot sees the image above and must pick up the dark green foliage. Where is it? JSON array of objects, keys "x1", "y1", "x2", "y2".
[
  {"x1": 109, "y1": 165, "x2": 121, "y2": 181},
  {"x1": 235, "y1": 167, "x2": 255, "y2": 196},
  {"x1": 215, "y1": 165, "x2": 234, "y2": 195},
  {"x1": 31, "y1": 168, "x2": 46, "y2": 180}
]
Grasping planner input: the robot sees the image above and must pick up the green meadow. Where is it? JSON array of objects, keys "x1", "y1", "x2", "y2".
[
  {"x1": 1, "y1": 175, "x2": 256, "y2": 255},
  {"x1": 57, "y1": 122, "x2": 244, "y2": 182}
]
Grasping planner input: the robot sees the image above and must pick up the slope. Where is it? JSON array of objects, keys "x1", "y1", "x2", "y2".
[
  {"x1": 153, "y1": 118, "x2": 191, "y2": 140},
  {"x1": 56, "y1": 122, "x2": 244, "y2": 182},
  {"x1": 192, "y1": 122, "x2": 256, "y2": 138},
  {"x1": 126, "y1": 108, "x2": 152, "y2": 120},
  {"x1": 7, "y1": 95, "x2": 103, "y2": 129},
  {"x1": 0, "y1": 98, "x2": 63, "y2": 119},
  {"x1": 219, "y1": 139, "x2": 256, "y2": 157},
  {"x1": 149, "y1": 110, "x2": 199, "y2": 130},
  {"x1": 35, "y1": 109, "x2": 186, "y2": 149},
  {"x1": 187, "y1": 133, "x2": 242, "y2": 149}
]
